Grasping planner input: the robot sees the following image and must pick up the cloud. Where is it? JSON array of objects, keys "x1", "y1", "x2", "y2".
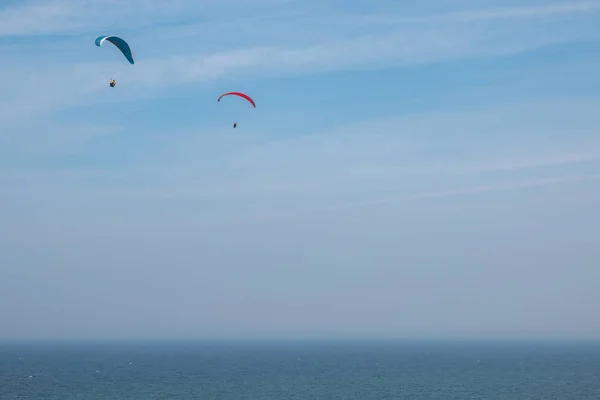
[
  {"x1": 1, "y1": 1, "x2": 600, "y2": 120},
  {"x1": 303, "y1": 173, "x2": 600, "y2": 216},
  {"x1": 3, "y1": 96, "x2": 599, "y2": 234},
  {"x1": 0, "y1": 0, "x2": 298, "y2": 37},
  {"x1": 1, "y1": 3, "x2": 600, "y2": 214},
  {"x1": 364, "y1": 0, "x2": 600, "y2": 24}
]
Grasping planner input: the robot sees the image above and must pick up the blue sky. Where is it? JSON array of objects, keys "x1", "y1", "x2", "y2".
[{"x1": 1, "y1": 0, "x2": 600, "y2": 340}]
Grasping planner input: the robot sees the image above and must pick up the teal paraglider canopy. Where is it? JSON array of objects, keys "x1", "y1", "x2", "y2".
[{"x1": 95, "y1": 35, "x2": 134, "y2": 64}]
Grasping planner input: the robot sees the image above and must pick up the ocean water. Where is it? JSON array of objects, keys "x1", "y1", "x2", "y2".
[{"x1": 1, "y1": 340, "x2": 599, "y2": 399}]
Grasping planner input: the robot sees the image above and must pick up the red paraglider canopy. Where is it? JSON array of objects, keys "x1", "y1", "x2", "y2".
[{"x1": 217, "y1": 92, "x2": 256, "y2": 108}]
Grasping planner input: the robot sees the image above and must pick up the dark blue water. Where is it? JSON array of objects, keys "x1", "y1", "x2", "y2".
[{"x1": 1, "y1": 340, "x2": 599, "y2": 399}]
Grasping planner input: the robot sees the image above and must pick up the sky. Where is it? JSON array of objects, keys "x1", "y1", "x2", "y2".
[{"x1": 1, "y1": 0, "x2": 600, "y2": 341}]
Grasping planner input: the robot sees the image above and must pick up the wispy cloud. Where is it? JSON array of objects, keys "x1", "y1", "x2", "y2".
[
  {"x1": 1, "y1": 2, "x2": 599, "y2": 215},
  {"x1": 304, "y1": 173, "x2": 600, "y2": 215},
  {"x1": 1, "y1": 1, "x2": 599, "y2": 120},
  {"x1": 0, "y1": 0, "x2": 297, "y2": 37},
  {"x1": 366, "y1": 0, "x2": 600, "y2": 24},
  {"x1": 3, "y1": 97, "x2": 599, "y2": 229}
]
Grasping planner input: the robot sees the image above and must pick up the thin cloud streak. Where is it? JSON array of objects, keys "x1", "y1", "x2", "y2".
[
  {"x1": 367, "y1": 1, "x2": 600, "y2": 25},
  {"x1": 0, "y1": 0, "x2": 298, "y2": 37},
  {"x1": 3, "y1": 96, "x2": 599, "y2": 205},
  {"x1": 134, "y1": 0, "x2": 600, "y2": 45},
  {"x1": 309, "y1": 174, "x2": 600, "y2": 214},
  {"x1": 0, "y1": 0, "x2": 599, "y2": 121},
  {"x1": 2, "y1": 0, "x2": 598, "y2": 37},
  {"x1": 0, "y1": 23, "x2": 595, "y2": 120},
  {"x1": 75, "y1": 152, "x2": 600, "y2": 204},
  {"x1": 150, "y1": 173, "x2": 600, "y2": 228}
]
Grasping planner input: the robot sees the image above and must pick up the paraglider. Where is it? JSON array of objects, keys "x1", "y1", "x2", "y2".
[
  {"x1": 218, "y1": 92, "x2": 255, "y2": 127},
  {"x1": 217, "y1": 92, "x2": 256, "y2": 108},
  {"x1": 95, "y1": 35, "x2": 134, "y2": 64},
  {"x1": 95, "y1": 35, "x2": 134, "y2": 87}
]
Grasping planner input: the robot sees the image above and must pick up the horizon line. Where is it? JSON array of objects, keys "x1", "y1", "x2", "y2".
[{"x1": 2, "y1": 337, "x2": 599, "y2": 343}]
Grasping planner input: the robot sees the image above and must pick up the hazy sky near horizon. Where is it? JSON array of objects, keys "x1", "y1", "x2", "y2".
[{"x1": 1, "y1": 0, "x2": 600, "y2": 340}]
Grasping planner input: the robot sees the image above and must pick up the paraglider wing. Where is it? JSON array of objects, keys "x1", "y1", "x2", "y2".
[
  {"x1": 95, "y1": 35, "x2": 134, "y2": 64},
  {"x1": 217, "y1": 92, "x2": 256, "y2": 108}
]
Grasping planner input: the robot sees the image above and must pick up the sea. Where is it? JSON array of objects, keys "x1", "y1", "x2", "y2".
[{"x1": 1, "y1": 340, "x2": 599, "y2": 399}]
